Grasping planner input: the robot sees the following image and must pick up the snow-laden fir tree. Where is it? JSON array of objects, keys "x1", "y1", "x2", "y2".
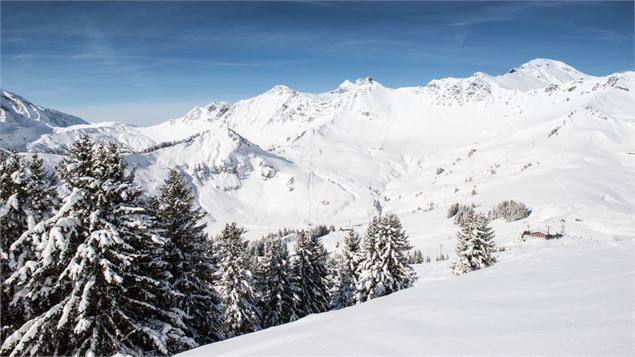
[
  {"x1": 147, "y1": 169, "x2": 222, "y2": 349},
  {"x1": 246, "y1": 238, "x2": 266, "y2": 291},
  {"x1": 356, "y1": 213, "x2": 416, "y2": 302},
  {"x1": 330, "y1": 230, "x2": 361, "y2": 309},
  {"x1": 1, "y1": 136, "x2": 185, "y2": 356},
  {"x1": 291, "y1": 230, "x2": 330, "y2": 317},
  {"x1": 330, "y1": 255, "x2": 354, "y2": 310},
  {"x1": 257, "y1": 237, "x2": 299, "y2": 328},
  {"x1": 23, "y1": 154, "x2": 58, "y2": 224},
  {"x1": 216, "y1": 222, "x2": 260, "y2": 338},
  {"x1": 324, "y1": 252, "x2": 340, "y2": 306},
  {"x1": 1, "y1": 152, "x2": 58, "y2": 277},
  {"x1": 1, "y1": 152, "x2": 58, "y2": 341},
  {"x1": 451, "y1": 211, "x2": 497, "y2": 275}
]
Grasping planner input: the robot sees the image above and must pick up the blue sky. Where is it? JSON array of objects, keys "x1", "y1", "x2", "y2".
[{"x1": 2, "y1": 1, "x2": 633, "y2": 125}]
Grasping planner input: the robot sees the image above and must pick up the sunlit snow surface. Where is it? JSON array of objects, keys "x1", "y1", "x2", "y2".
[
  {"x1": 3, "y1": 59, "x2": 634, "y2": 354},
  {"x1": 179, "y1": 236, "x2": 633, "y2": 356}
]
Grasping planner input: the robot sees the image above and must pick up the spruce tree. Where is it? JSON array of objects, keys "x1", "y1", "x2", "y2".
[
  {"x1": 24, "y1": 154, "x2": 58, "y2": 225},
  {"x1": 291, "y1": 230, "x2": 330, "y2": 317},
  {"x1": 356, "y1": 213, "x2": 416, "y2": 302},
  {"x1": 1, "y1": 136, "x2": 182, "y2": 356},
  {"x1": 1, "y1": 152, "x2": 58, "y2": 277},
  {"x1": 355, "y1": 216, "x2": 381, "y2": 302},
  {"x1": 330, "y1": 230, "x2": 361, "y2": 309},
  {"x1": 0, "y1": 150, "x2": 25, "y2": 341},
  {"x1": 148, "y1": 169, "x2": 222, "y2": 350},
  {"x1": 216, "y1": 223, "x2": 260, "y2": 338},
  {"x1": 1, "y1": 152, "x2": 58, "y2": 341},
  {"x1": 325, "y1": 253, "x2": 339, "y2": 303},
  {"x1": 0, "y1": 151, "x2": 28, "y2": 260},
  {"x1": 258, "y1": 238, "x2": 299, "y2": 328},
  {"x1": 330, "y1": 256, "x2": 355, "y2": 309},
  {"x1": 451, "y1": 211, "x2": 497, "y2": 275}
]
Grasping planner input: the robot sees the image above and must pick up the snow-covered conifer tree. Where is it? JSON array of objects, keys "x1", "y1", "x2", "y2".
[
  {"x1": 2, "y1": 136, "x2": 183, "y2": 356},
  {"x1": 330, "y1": 230, "x2": 361, "y2": 308},
  {"x1": 258, "y1": 238, "x2": 298, "y2": 328},
  {"x1": 23, "y1": 154, "x2": 58, "y2": 224},
  {"x1": 1, "y1": 152, "x2": 58, "y2": 277},
  {"x1": 356, "y1": 213, "x2": 416, "y2": 302},
  {"x1": 330, "y1": 256, "x2": 355, "y2": 309},
  {"x1": 291, "y1": 230, "x2": 330, "y2": 317},
  {"x1": 1, "y1": 152, "x2": 58, "y2": 341},
  {"x1": 216, "y1": 222, "x2": 260, "y2": 338},
  {"x1": 451, "y1": 211, "x2": 497, "y2": 275},
  {"x1": 148, "y1": 169, "x2": 222, "y2": 349}
]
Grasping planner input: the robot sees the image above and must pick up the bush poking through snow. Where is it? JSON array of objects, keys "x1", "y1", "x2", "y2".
[
  {"x1": 447, "y1": 203, "x2": 460, "y2": 218},
  {"x1": 452, "y1": 204, "x2": 476, "y2": 225},
  {"x1": 489, "y1": 200, "x2": 530, "y2": 222},
  {"x1": 407, "y1": 249, "x2": 426, "y2": 264}
]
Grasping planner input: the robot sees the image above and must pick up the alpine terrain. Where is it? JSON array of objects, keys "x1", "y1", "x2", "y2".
[{"x1": 1, "y1": 58, "x2": 633, "y2": 355}]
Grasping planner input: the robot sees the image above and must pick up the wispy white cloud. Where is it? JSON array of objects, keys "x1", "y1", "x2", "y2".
[
  {"x1": 10, "y1": 53, "x2": 278, "y2": 68},
  {"x1": 562, "y1": 27, "x2": 632, "y2": 43}
]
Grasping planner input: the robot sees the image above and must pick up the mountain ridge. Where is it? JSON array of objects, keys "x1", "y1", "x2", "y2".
[
  {"x1": 1, "y1": 59, "x2": 633, "y2": 241},
  {"x1": 0, "y1": 90, "x2": 88, "y2": 150},
  {"x1": 1, "y1": 58, "x2": 628, "y2": 153}
]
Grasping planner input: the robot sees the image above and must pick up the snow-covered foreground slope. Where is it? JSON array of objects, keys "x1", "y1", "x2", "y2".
[
  {"x1": 180, "y1": 236, "x2": 634, "y2": 356},
  {"x1": 4, "y1": 58, "x2": 633, "y2": 355}
]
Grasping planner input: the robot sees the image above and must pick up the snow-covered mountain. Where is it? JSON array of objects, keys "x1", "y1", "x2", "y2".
[
  {"x1": 3, "y1": 58, "x2": 634, "y2": 354},
  {"x1": 0, "y1": 90, "x2": 88, "y2": 150},
  {"x1": 3, "y1": 59, "x2": 634, "y2": 240},
  {"x1": 26, "y1": 101, "x2": 232, "y2": 154}
]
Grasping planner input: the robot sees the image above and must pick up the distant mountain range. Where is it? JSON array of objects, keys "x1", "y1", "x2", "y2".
[
  {"x1": 2, "y1": 58, "x2": 633, "y2": 241},
  {"x1": 0, "y1": 90, "x2": 87, "y2": 151}
]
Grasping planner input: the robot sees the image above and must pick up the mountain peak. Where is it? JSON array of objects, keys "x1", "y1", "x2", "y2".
[
  {"x1": 504, "y1": 58, "x2": 590, "y2": 85},
  {"x1": 336, "y1": 77, "x2": 381, "y2": 92},
  {"x1": 0, "y1": 89, "x2": 88, "y2": 150},
  {"x1": 265, "y1": 85, "x2": 295, "y2": 96},
  {"x1": 179, "y1": 101, "x2": 230, "y2": 124},
  {"x1": 519, "y1": 58, "x2": 577, "y2": 70}
]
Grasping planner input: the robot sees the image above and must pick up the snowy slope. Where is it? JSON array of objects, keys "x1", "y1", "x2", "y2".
[
  {"x1": 4, "y1": 58, "x2": 634, "y2": 354},
  {"x1": 154, "y1": 61, "x2": 633, "y2": 241},
  {"x1": 0, "y1": 90, "x2": 88, "y2": 150},
  {"x1": 27, "y1": 101, "x2": 230, "y2": 153},
  {"x1": 179, "y1": 236, "x2": 633, "y2": 356},
  {"x1": 5, "y1": 59, "x2": 635, "y2": 243}
]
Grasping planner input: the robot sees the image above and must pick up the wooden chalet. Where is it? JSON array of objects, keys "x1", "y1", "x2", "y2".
[{"x1": 521, "y1": 230, "x2": 562, "y2": 241}]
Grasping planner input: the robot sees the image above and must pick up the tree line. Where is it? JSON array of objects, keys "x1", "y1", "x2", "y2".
[{"x1": 0, "y1": 135, "x2": 417, "y2": 356}]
